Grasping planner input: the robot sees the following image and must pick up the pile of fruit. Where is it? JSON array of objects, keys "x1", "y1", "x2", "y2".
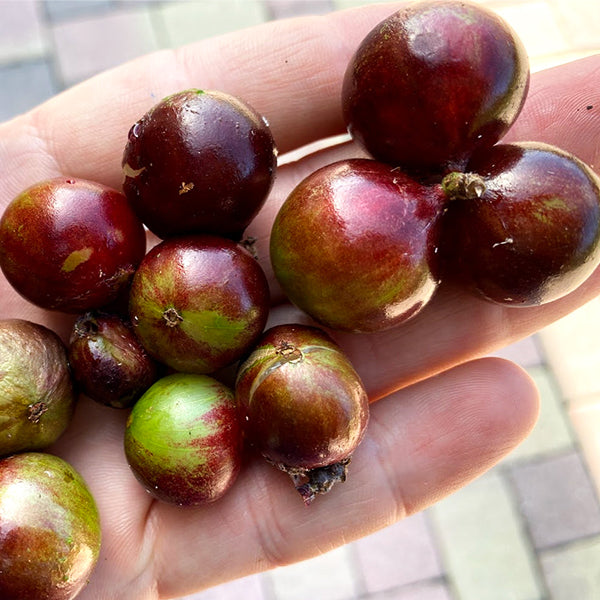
[{"x1": 1, "y1": 1, "x2": 600, "y2": 598}]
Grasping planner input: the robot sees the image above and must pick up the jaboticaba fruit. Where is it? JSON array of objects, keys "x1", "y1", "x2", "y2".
[
  {"x1": 0, "y1": 177, "x2": 147, "y2": 313},
  {"x1": 122, "y1": 88, "x2": 278, "y2": 240},
  {"x1": 342, "y1": 0, "x2": 530, "y2": 175},
  {"x1": 124, "y1": 373, "x2": 243, "y2": 506},
  {"x1": 68, "y1": 311, "x2": 159, "y2": 409},
  {"x1": 235, "y1": 324, "x2": 370, "y2": 504},
  {"x1": 0, "y1": 319, "x2": 75, "y2": 458},
  {"x1": 128, "y1": 235, "x2": 270, "y2": 374},
  {"x1": 270, "y1": 158, "x2": 447, "y2": 333},
  {"x1": 0, "y1": 452, "x2": 101, "y2": 600},
  {"x1": 439, "y1": 142, "x2": 600, "y2": 306}
]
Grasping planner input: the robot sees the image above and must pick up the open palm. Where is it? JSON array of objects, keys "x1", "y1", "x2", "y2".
[{"x1": 0, "y1": 3, "x2": 599, "y2": 599}]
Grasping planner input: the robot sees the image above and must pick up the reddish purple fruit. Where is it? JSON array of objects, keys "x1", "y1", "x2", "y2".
[
  {"x1": 122, "y1": 89, "x2": 277, "y2": 240},
  {"x1": 439, "y1": 142, "x2": 600, "y2": 305},
  {"x1": 0, "y1": 452, "x2": 101, "y2": 600},
  {"x1": 0, "y1": 319, "x2": 75, "y2": 458},
  {"x1": 235, "y1": 324, "x2": 369, "y2": 504},
  {"x1": 68, "y1": 311, "x2": 159, "y2": 409},
  {"x1": 342, "y1": 0, "x2": 530, "y2": 175},
  {"x1": 129, "y1": 235, "x2": 270, "y2": 374},
  {"x1": 0, "y1": 177, "x2": 147, "y2": 313},
  {"x1": 270, "y1": 158, "x2": 446, "y2": 333},
  {"x1": 124, "y1": 373, "x2": 242, "y2": 505}
]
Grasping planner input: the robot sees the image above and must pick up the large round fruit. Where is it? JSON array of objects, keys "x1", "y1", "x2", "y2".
[
  {"x1": 129, "y1": 235, "x2": 270, "y2": 374},
  {"x1": 342, "y1": 0, "x2": 530, "y2": 174},
  {"x1": 0, "y1": 177, "x2": 147, "y2": 313},
  {"x1": 235, "y1": 324, "x2": 369, "y2": 504},
  {"x1": 0, "y1": 319, "x2": 75, "y2": 458},
  {"x1": 124, "y1": 373, "x2": 243, "y2": 506},
  {"x1": 0, "y1": 452, "x2": 101, "y2": 600},
  {"x1": 270, "y1": 158, "x2": 446, "y2": 333},
  {"x1": 122, "y1": 89, "x2": 277, "y2": 240},
  {"x1": 439, "y1": 142, "x2": 600, "y2": 305}
]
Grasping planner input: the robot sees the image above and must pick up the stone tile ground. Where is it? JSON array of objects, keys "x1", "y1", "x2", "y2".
[{"x1": 0, "y1": 1, "x2": 599, "y2": 599}]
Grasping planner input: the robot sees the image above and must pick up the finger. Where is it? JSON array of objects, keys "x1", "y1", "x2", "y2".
[
  {"x1": 149, "y1": 357, "x2": 538, "y2": 598},
  {"x1": 0, "y1": 2, "x2": 404, "y2": 195}
]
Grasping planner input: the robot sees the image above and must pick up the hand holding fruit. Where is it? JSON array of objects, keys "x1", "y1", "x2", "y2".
[{"x1": 0, "y1": 2, "x2": 599, "y2": 599}]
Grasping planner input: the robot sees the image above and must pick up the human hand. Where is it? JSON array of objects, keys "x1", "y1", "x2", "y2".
[{"x1": 0, "y1": 3, "x2": 599, "y2": 598}]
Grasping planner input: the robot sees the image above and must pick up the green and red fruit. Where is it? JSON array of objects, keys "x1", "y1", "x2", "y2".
[
  {"x1": 439, "y1": 142, "x2": 600, "y2": 305},
  {"x1": 122, "y1": 89, "x2": 277, "y2": 240},
  {"x1": 270, "y1": 158, "x2": 446, "y2": 333},
  {"x1": 342, "y1": 0, "x2": 530, "y2": 175},
  {"x1": 0, "y1": 452, "x2": 101, "y2": 600},
  {"x1": 235, "y1": 324, "x2": 369, "y2": 504},
  {"x1": 0, "y1": 177, "x2": 147, "y2": 313},
  {"x1": 129, "y1": 235, "x2": 270, "y2": 374},
  {"x1": 0, "y1": 319, "x2": 75, "y2": 458},
  {"x1": 124, "y1": 373, "x2": 243, "y2": 505},
  {"x1": 68, "y1": 311, "x2": 159, "y2": 409}
]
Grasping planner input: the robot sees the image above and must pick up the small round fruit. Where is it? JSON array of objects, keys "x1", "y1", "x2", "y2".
[
  {"x1": 0, "y1": 177, "x2": 147, "y2": 313},
  {"x1": 122, "y1": 88, "x2": 277, "y2": 240},
  {"x1": 439, "y1": 142, "x2": 600, "y2": 305},
  {"x1": 124, "y1": 373, "x2": 242, "y2": 505},
  {"x1": 235, "y1": 324, "x2": 369, "y2": 504},
  {"x1": 0, "y1": 319, "x2": 75, "y2": 458},
  {"x1": 0, "y1": 452, "x2": 101, "y2": 600},
  {"x1": 270, "y1": 158, "x2": 446, "y2": 333},
  {"x1": 68, "y1": 311, "x2": 159, "y2": 409},
  {"x1": 342, "y1": 0, "x2": 529, "y2": 174},
  {"x1": 129, "y1": 235, "x2": 270, "y2": 374}
]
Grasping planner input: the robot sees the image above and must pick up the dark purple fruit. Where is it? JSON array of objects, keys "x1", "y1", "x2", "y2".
[
  {"x1": 342, "y1": 0, "x2": 530, "y2": 175},
  {"x1": 0, "y1": 319, "x2": 75, "y2": 458},
  {"x1": 235, "y1": 324, "x2": 369, "y2": 504},
  {"x1": 439, "y1": 142, "x2": 600, "y2": 305},
  {"x1": 270, "y1": 158, "x2": 446, "y2": 333},
  {"x1": 124, "y1": 373, "x2": 242, "y2": 505},
  {"x1": 122, "y1": 89, "x2": 277, "y2": 240},
  {"x1": 0, "y1": 177, "x2": 147, "y2": 313},
  {"x1": 0, "y1": 452, "x2": 101, "y2": 600},
  {"x1": 129, "y1": 235, "x2": 270, "y2": 374},
  {"x1": 68, "y1": 311, "x2": 159, "y2": 409}
]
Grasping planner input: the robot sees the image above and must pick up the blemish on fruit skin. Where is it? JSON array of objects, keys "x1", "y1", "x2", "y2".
[
  {"x1": 62, "y1": 247, "x2": 93, "y2": 273},
  {"x1": 179, "y1": 182, "x2": 195, "y2": 195}
]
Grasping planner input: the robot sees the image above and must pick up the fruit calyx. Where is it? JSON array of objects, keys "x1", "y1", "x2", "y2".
[
  {"x1": 273, "y1": 458, "x2": 352, "y2": 506},
  {"x1": 442, "y1": 172, "x2": 487, "y2": 201},
  {"x1": 163, "y1": 307, "x2": 183, "y2": 328}
]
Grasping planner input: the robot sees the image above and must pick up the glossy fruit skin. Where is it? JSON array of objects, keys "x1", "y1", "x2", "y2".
[
  {"x1": 124, "y1": 373, "x2": 242, "y2": 505},
  {"x1": 122, "y1": 89, "x2": 277, "y2": 240},
  {"x1": 0, "y1": 177, "x2": 147, "y2": 313},
  {"x1": 270, "y1": 158, "x2": 446, "y2": 333},
  {"x1": 342, "y1": 0, "x2": 530, "y2": 175},
  {"x1": 129, "y1": 235, "x2": 270, "y2": 374},
  {"x1": 0, "y1": 319, "x2": 75, "y2": 458},
  {"x1": 440, "y1": 142, "x2": 600, "y2": 305},
  {"x1": 68, "y1": 311, "x2": 159, "y2": 409},
  {"x1": 0, "y1": 452, "x2": 101, "y2": 600},
  {"x1": 235, "y1": 324, "x2": 369, "y2": 475}
]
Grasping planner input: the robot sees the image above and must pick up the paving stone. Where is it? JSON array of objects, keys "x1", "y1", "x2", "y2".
[
  {"x1": 569, "y1": 399, "x2": 600, "y2": 499},
  {"x1": 44, "y1": 0, "x2": 116, "y2": 22},
  {"x1": 265, "y1": 0, "x2": 334, "y2": 19},
  {"x1": 177, "y1": 573, "x2": 266, "y2": 600},
  {"x1": 352, "y1": 512, "x2": 442, "y2": 594},
  {"x1": 0, "y1": 0, "x2": 47, "y2": 64},
  {"x1": 490, "y1": 334, "x2": 543, "y2": 369},
  {"x1": 539, "y1": 536, "x2": 600, "y2": 600},
  {"x1": 508, "y1": 450, "x2": 600, "y2": 550},
  {"x1": 265, "y1": 544, "x2": 358, "y2": 600},
  {"x1": 551, "y1": 0, "x2": 600, "y2": 51},
  {"x1": 157, "y1": 0, "x2": 268, "y2": 48},
  {"x1": 429, "y1": 470, "x2": 543, "y2": 600},
  {"x1": 505, "y1": 365, "x2": 574, "y2": 463},
  {"x1": 0, "y1": 60, "x2": 58, "y2": 122},
  {"x1": 50, "y1": 6, "x2": 160, "y2": 86}
]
